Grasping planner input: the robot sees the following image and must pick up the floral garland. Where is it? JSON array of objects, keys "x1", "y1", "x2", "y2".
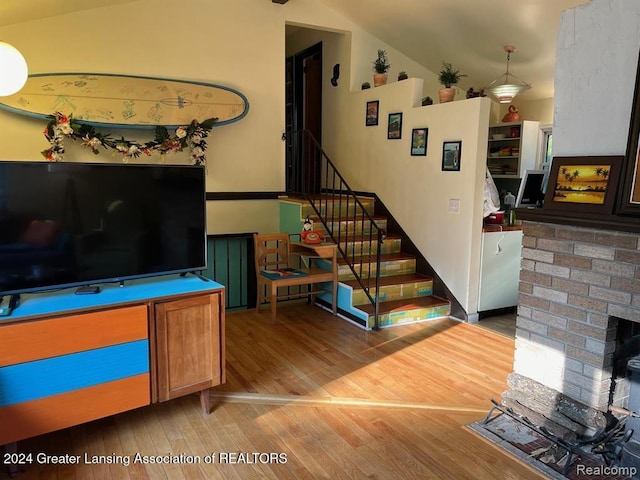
[{"x1": 41, "y1": 112, "x2": 217, "y2": 165}]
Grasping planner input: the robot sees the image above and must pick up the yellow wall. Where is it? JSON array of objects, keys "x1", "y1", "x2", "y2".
[
  {"x1": 494, "y1": 97, "x2": 554, "y2": 125},
  {"x1": 0, "y1": 0, "x2": 296, "y2": 235}
]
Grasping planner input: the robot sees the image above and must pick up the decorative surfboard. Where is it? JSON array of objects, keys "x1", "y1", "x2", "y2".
[{"x1": 0, "y1": 72, "x2": 249, "y2": 129}]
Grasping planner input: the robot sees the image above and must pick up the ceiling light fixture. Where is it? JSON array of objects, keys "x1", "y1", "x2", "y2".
[
  {"x1": 0, "y1": 41, "x2": 28, "y2": 97},
  {"x1": 485, "y1": 45, "x2": 530, "y2": 104}
]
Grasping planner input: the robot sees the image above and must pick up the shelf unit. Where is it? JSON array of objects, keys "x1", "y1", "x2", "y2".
[{"x1": 487, "y1": 120, "x2": 540, "y2": 178}]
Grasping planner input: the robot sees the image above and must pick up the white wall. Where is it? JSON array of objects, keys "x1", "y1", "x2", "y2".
[
  {"x1": 554, "y1": 0, "x2": 640, "y2": 157},
  {"x1": 335, "y1": 80, "x2": 491, "y2": 315}
]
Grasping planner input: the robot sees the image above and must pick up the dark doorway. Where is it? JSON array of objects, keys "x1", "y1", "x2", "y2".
[{"x1": 285, "y1": 42, "x2": 322, "y2": 194}]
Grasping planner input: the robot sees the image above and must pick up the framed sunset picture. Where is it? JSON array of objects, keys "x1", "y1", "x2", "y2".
[{"x1": 543, "y1": 156, "x2": 623, "y2": 214}]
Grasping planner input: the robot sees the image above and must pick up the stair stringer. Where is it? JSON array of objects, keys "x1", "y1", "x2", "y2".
[{"x1": 364, "y1": 191, "x2": 467, "y2": 321}]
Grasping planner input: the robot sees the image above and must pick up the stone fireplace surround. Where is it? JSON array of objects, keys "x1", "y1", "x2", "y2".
[{"x1": 504, "y1": 217, "x2": 640, "y2": 441}]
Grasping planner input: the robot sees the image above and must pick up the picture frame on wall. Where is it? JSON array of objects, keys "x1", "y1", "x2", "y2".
[
  {"x1": 365, "y1": 100, "x2": 379, "y2": 126},
  {"x1": 442, "y1": 141, "x2": 461, "y2": 171},
  {"x1": 387, "y1": 112, "x2": 403, "y2": 139},
  {"x1": 410, "y1": 128, "x2": 428, "y2": 156},
  {"x1": 619, "y1": 49, "x2": 640, "y2": 215},
  {"x1": 543, "y1": 155, "x2": 623, "y2": 214}
]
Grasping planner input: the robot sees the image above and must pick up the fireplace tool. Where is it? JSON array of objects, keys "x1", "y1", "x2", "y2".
[{"x1": 483, "y1": 398, "x2": 635, "y2": 476}]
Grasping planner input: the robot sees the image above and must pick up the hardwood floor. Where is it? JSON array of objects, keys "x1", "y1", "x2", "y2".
[
  {"x1": 475, "y1": 312, "x2": 517, "y2": 338},
  {"x1": 2, "y1": 303, "x2": 544, "y2": 480}
]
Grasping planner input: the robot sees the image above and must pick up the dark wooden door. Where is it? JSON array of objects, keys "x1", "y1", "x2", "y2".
[
  {"x1": 286, "y1": 42, "x2": 322, "y2": 194},
  {"x1": 304, "y1": 55, "x2": 322, "y2": 143}
]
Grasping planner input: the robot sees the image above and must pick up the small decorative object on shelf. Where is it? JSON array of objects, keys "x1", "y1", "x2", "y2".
[
  {"x1": 397, "y1": 71, "x2": 408, "y2": 81},
  {"x1": 301, "y1": 216, "x2": 324, "y2": 244},
  {"x1": 438, "y1": 61, "x2": 466, "y2": 103},
  {"x1": 421, "y1": 96, "x2": 433, "y2": 106},
  {"x1": 502, "y1": 105, "x2": 520, "y2": 123},
  {"x1": 361, "y1": 82, "x2": 371, "y2": 90},
  {"x1": 372, "y1": 49, "x2": 391, "y2": 87},
  {"x1": 466, "y1": 87, "x2": 485, "y2": 99}
]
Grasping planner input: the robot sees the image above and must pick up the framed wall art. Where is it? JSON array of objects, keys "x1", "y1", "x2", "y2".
[
  {"x1": 365, "y1": 100, "x2": 379, "y2": 126},
  {"x1": 543, "y1": 155, "x2": 623, "y2": 214},
  {"x1": 442, "y1": 141, "x2": 461, "y2": 171},
  {"x1": 410, "y1": 128, "x2": 428, "y2": 156},
  {"x1": 619, "y1": 49, "x2": 640, "y2": 215},
  {"x1": 387, "y1": 112, "x2": 403, "y2": 139}
]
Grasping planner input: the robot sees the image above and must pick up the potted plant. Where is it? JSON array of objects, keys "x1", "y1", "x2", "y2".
[
  {"x1": 361, "y1": 82, "x2": 371, "y2": 90},
  {"x1": 438, "y1": 61, "x2": 466, "y2": 103},
  {"x1": 372, "y1": 49, "x2": 391, "y2": 87},
  {"x1": 397, "y1": 71, "x2": 408, "y2": 81},
  {"x1": 421, "y1": 96, "x2": 433, "y2": 106}
]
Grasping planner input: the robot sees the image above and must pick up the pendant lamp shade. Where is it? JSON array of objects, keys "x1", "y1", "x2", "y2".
[
  {"x1": 0, "y1": 41, "x2": 28, "y2": 96},
  {"x1": 485, "y1": 45, "x2": 530, "y2": 104}
]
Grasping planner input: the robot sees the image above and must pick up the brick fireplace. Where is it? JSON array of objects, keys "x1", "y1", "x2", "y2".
[
  {"x1": 502, "y1": 217, "x2": 640, "y2": 446},
  {"x1": 495, "y1": 0, "x2": 640, "y2": 472},
  {"x1": 513, "y1": 220, "x2": 640, "y2": 411}
]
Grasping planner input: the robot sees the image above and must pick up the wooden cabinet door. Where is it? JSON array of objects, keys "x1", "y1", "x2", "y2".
[{"x1": 154, "y1": 292, "x2": 223, "y2": 402}]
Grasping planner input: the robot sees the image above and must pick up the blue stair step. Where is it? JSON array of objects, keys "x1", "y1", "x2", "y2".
[{"x1": 342, "y1": 273, "x2": 433, "y2": 305}]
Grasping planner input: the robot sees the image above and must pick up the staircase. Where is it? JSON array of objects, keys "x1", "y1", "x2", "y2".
[{"x1": 279, "y1": 195, "x2": 450, "y2": 330}]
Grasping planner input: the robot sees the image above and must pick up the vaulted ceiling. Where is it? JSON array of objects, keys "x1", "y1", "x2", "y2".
[
  {"x1": 1, "y1": 0, "x2": 590, "y2": 101},
  {"x1": 315, "y1": 0, "x2": 590, "y2": 101}
]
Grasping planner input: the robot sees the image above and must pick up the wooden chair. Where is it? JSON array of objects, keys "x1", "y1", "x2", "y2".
[{"x1": 253, "y1": 233, "x2": 338, "y2": 320}]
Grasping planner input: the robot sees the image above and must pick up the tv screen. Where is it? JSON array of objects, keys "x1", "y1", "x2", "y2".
[
  {"x1": 0, "y1": 161, "x2": 206, "y2": 295},
  {"x1": 515, "y1": 170, "x2": 547, "y2": 208}
]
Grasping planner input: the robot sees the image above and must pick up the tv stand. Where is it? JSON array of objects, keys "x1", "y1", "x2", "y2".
[{"x1": 0, "y1": 274, "x2": 225, "y2": 447}]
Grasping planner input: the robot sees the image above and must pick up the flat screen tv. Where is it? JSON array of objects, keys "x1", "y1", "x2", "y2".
[
  {"x1": 0, "y1": 161, "x2": 206, "y2": 295},
  {"x1": 515, "y1": 169, "x2": 548, "y2": 208}
]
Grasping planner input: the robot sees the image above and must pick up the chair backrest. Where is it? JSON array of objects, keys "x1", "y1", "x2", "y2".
[{"x1": 253, "y1": 233, "x2": 291, "y2": 273}]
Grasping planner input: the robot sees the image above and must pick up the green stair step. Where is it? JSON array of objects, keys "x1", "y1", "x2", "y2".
[
  {"x1": 358, "y1": 296, "x2": 451, "y2": 329},
  {"x1": 300, "y1": 195, "x2": 376, "y2": 218},
  {"x1": 311, "y1": 216, "x2": 388, "y2": 236},
  {"x1": 332, "y1": 234, "x2": 401, "y2": 256},
  {"x1": 336, "y1": 252, "x2": 416, "y2": 280},
  {"x1": 343, "y1": 273, "x2": 433, "y2": 305}
]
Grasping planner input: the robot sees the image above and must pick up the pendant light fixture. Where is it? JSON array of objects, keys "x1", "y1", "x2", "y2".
[
  {"x1": 0, "y1": 41, "x2": 28, "y2": 96},
  {"x1": 485, "y1": 45, "x2": 531, "y2": 104}
]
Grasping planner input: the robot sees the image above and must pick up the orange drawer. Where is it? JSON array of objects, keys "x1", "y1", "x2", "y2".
[{"x1": 0, "y1": 305, "x2": 148, "y2": 366}]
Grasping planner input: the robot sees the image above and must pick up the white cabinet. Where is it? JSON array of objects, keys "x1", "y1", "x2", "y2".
[
  {"x1": 487, "y1": 120, "x2": 540, "y2": 178},
  {"x1": 478, "y1": 229, "x2": 523, "y2": 312}
]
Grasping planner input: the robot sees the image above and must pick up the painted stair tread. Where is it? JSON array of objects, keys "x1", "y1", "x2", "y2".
[
  {"x1": 282, "y1": 195, "x2": 375, "y2": 205},
  {"x1": 337, "y1": 252, "x2": 416, "y2": 265},
  {"x1": 332, "y1": 233, "x2": 401, "y2": 242},
  {"x1": 356, "y1": 295, "x2": 450, "y2": 316},
  {"x1": 342, "y1": 273, "x2": 432, "y2": 290},
  {"x1": 302, "y1": 193, "x2": 375, "y2": 201},
  {"x1": 307, "y1": 214, "x2": 387, "y2": 224}
]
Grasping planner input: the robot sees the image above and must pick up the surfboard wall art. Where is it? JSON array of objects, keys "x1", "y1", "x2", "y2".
[{"x1": 0, "y1": 73, "x2": 249, "y2": 129}]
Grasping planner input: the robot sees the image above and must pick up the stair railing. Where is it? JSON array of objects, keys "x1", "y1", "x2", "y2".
[{"x1": 288, "y1": 130, "x2": 384, "y2": 329}]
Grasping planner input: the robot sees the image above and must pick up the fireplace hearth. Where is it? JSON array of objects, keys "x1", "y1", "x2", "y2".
[{"x1": 502, "y1": 219, "x2": 640, "y2": 475}]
